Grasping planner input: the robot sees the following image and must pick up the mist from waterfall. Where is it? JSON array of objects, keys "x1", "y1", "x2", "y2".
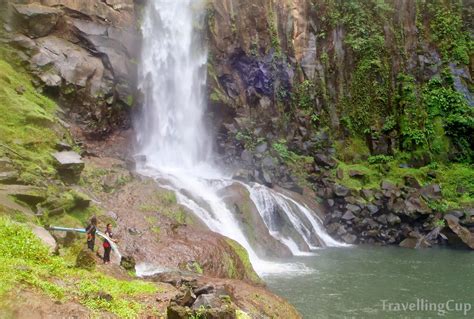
[{"x1": 136, "y1": 0, "x2": 346, "y2": 276}]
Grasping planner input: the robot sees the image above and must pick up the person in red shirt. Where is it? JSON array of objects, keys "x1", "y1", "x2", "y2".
[{"x1": 103, "y1": 223, "x2": 117, "y2": 264}]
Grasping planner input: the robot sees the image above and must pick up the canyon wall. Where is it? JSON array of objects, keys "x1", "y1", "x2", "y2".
[{"x1": 207, "y1": 0, "x2": 472, "y2": 165}]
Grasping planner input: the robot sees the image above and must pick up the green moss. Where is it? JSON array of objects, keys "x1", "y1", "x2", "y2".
[
  {"x1": 210, "y1": 88, "x2": 226, "y2": 103},
  {"x1": 222, "y1": 252, "x2": 237, "y2": 279},
  {"x1": 79, "y1": 166, "x2": 109, "y2": 193},
  {"x1": 139, "y1": 204, "x2": 160, "y2": 212},
  {"x1": 334, "y1": 162, "x2": 382, "y2": 190},
  {"x1": 224, "y1": 238, "x2": 261, "y2": 284},
  {"x1": 78, "y1": 276, "x2": 158, "y2": 318},
  {"x1": 395, "y1": 73, "x2": 430, "y2": 151},
  {"x1": 322, "y1": 1, "x2": 392, "y2": 137},
  {"x1": 145, "y1": 216, "x2": 158, "y2": 224},
  {"x1": 272, "y1": 140, "x2": 296, "y2": 162},
  {"x1": 186, "y1": 261, "x2": 203, "y2": 275},
  {"x1": 335, "y1": 156, "x2": 473, "y2": 209},
  {"x1": 318, "y1": 1, "x2": 472, "y2": 165},
  {"x1": 344, "y1": 57, "x2": 390, "y2": 136},
  {"x1": 235, "y1": 131, "x2": 264, "y2": 151},
  {"x1": 139, "y1": 190, "x2": 192, "y2": 225},
  {"x1": 151, "y1": 226, "x2": 161, "y2": 237},
  {"x1": 155, "y1": 191, "x2": 177, "y2": 205},
  {"x1": 0, "y1": 59, "x2": 59, "y2": 186},
  {"x1": 435, "y1": 163, "x2": 474, "y2": 208},
  {"x1": 292, "y1": 80, "x2": 316, "y2": 110},
  {"x1": 267, "y1": 10, "x2": 281, "y2": 53},
  {"x1": 335, "y1": 138, "x2": 370, "y2": 163}
]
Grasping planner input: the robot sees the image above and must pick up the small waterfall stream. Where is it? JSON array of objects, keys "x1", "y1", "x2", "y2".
[
  {"x1": 245, "y1": 184, "x2": 347, "y2": 255},
  {"x1": 136, "y1": 0, "x2": 345, "y2": 275}
]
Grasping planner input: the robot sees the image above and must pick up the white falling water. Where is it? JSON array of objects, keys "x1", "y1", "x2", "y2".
[
  {"x1": 137, "y1": 0, "x2": 211, "y2": 171},
  {"x1": 245, "y1": 184, "x2": 348, "y2": 256},
  {"x1": 136, "y1": 0, "x2": 346, "y2": 276}
]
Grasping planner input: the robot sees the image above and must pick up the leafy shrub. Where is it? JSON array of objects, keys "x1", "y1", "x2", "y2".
[
  {"x1": 395, "y1": 74, "x2": 430, "y2": 151},
  {"x1": 433, "y1": 219, "x2": 446, "y2": 228},
  {"x1": 423, "y1": 73, "x2": 474, "y2": 163},
  {"x1": 427, "y1": 1, "x2": 473, "y2": 64},
  {"x1": 236, "y1": 131, "x2": 264, "y2": 151},
  {"x1": 368, "y1": 155, "x2": 394, "y2": 165},
  {"x1": 292, "y1": 80, "x2": 316, "y2": 110},
  {"x1": 272, "y1": 141, "x2": 289, "y2": 159}
]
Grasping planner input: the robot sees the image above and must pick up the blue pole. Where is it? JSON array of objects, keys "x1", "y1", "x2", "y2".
[{"x1": 49, "y1": 226, "x2": 122, "y2": 259}]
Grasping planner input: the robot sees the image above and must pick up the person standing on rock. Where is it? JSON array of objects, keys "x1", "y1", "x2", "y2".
[
  {"x1": 103, "y1": 223, "x2": 117, "y2": 264},
  {"x1": 85, "y1": 217, "x2": 97, "y2": 251}
]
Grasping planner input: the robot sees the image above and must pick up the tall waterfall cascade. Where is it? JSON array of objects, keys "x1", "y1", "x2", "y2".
[{"x1": 136, "y1": 0, "x2": 346, "y2": 275}]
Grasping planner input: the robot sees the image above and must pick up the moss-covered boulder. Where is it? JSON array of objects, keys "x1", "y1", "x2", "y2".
[
  {"x1": 75, "y1": 247, "x2": 96, "y2": 271},
  {"x1": 218, "y1": 183, "x2": 292, "y2": 259},
  {"x1": 120, "y1": 255, "x2": 136, "y2": 272},
  {"x1": 224, "y1": 238, "x2": 262, "y2": 285}
]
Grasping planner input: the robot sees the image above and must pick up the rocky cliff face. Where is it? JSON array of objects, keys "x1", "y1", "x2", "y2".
[
  {"x1": 1, "y1": 0, "x2": 141, "y2": 137},
  {"x1": 205, "y1": 0, "x2": 473, "y2": 247},
  {"x1": 207, "y1": 0, "x2": 472, "y2": 162}
]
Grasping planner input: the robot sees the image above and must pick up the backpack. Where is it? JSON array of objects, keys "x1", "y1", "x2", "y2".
[{"x1": 86, "y1": 225, "x2": 95, "y2": 241}]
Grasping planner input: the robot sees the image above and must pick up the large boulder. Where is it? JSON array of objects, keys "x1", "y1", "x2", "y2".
[
  {"x1": 32, "y1": 36, "x2": 105, "y2": 92},
  {"x1": 445, "y1": 215, "x2": 474, "y2": 249},
  {"x1": 218, "y1": 183, "x2": 292, "y2": 258},
  {"x1": 3, "y1": 0, "x2": 140, "y2": 136},
  {"x1": 12, "y1": 3, "x2": 61, "y2": 38},
  {"x1": 334, "y1": 184, "x2": 350, "y2": 197},
  {"x1": 0, "y1": 171, "x2": 18, "y2": 184},
  {"x1": 70, "y1": 19, "x2": 139, "y2": 105},
  {"x1": 39, "y1": 0, "x2": 135, "y2": 27},
  {"x1": 166, "y1": 304, "x2": 192, "y2": 319},
  {"x1": 0, "y1": 157, "x2": 18, "y2": 184},
  {"x1": 0, "y1": 184, "x2": 47, "y2": 214},
  {"x1": 52, "y1": 151, "x2": 84, "y2": 184},
  {"x1": 313, "y1": 153, "x2": 337, "y2": 168},
  {"x1": 30, "y1": 224, "x2": 58, "y2": 253},
  {"x1": 399, "y1": 237, "x2": 418, "y2": 249}
]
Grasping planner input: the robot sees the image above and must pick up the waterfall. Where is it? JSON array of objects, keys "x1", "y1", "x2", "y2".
[
  {"x1": 245, "y1": 184, "x2": 347, "y2": 255},
  {"x1": 136, "y1": 0, "x2": 346, "y2": 276},
  {"x1": 137, "y1": 0, "x2": 211, "y2": 172}
]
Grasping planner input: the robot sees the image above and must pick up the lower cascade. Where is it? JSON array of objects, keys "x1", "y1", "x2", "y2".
[{"x1": 136, "y1": 0, "x2": 345, "y2": 275}]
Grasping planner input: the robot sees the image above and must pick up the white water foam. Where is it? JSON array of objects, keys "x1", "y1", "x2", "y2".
[
  {"x1": 136, "y1": 263, "x2": 169, "y2": 277},
  {"x1": 136, "y1": 0, "x2": 346, "y2": 276}
]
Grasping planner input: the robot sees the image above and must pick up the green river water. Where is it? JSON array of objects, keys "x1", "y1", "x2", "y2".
[{"x1": 265, "y1": 246, "x2": 474, "y2": 319}]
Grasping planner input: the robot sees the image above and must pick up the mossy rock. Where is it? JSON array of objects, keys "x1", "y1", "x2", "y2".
[
  {"x1": 167, "y1": 304, "x2": 192, "y2": 319},
  {"x1": 120, "y1": 255, "x2": 136, "y2": 272},
  {"x1": 75, "y1": 247, "x2": 96, "y2": 271},
  {"x1": 225, "y1": 238, "x2": 262, "y2": 285}
]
